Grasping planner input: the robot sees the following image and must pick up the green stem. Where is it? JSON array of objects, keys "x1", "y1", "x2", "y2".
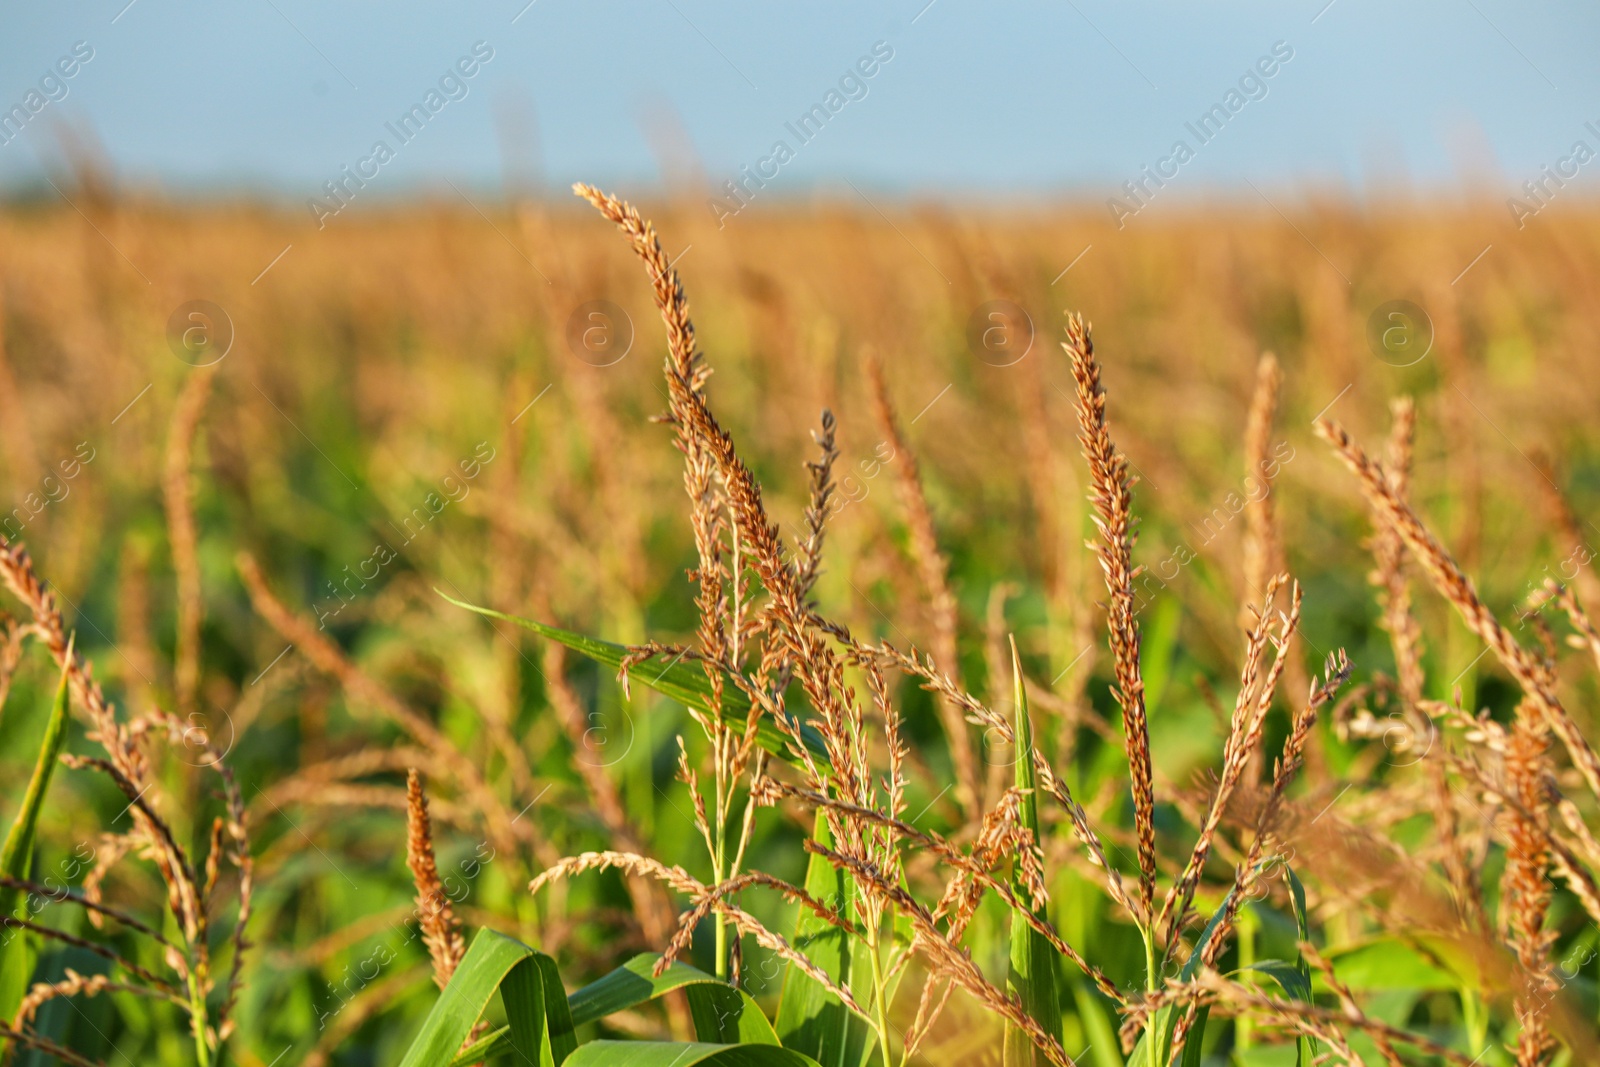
[
  {"x1": 712, "y1": 798, "x2": 728, "y2": 980},
  {"x1": 1142, "y1": 925, "x2": 1159, "y2": 1067},
  {"x1": 712, "y1": 838, "x2": 727, "y2": 980},
  {"x1": 868, "y1": 930, "x2": 893, "y2": 1067},
  {"x1": 188, "y1": 969, "x2": 212, "y2": 1067},
  {"x1": 1236, "y1": 908, "x2": 1256, "y2": 1054}
]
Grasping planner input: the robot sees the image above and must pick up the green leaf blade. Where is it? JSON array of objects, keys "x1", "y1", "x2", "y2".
[
  {"x1": 453, "y1": 954, "x2": 781, "y2": 1067},
  {"x1": 685, "y1": 983, "x2": 781, "y2": 1046},
  {"x1": 1177, "y1": 1005, "x2": 1209, "y2": 1067},
  {"x1": 500, "y1": 956, "x2": 556, "y2": 1067},
  {"x1": 1284, "y1": 868, "x2": 1320, "y2": 1067},
  {"x1": 566, "y1": 1041, "x2": 821, "y2": 1067},
  {"x1": 436, "y1": 591, "x2": 826, "y2": 765},
  {"x1": 1004, "y1": 639, "x2": 1061, "y2": 1067},
  {"x1": 399, "y1": 929, "x2": 542, "y2": 1067},
  {"x1": 567, "y1": 955, "x2": 753, "y2": 1031},
  {"x1": 0, "y1": 654, "x2": 73, "y2": 1037},
  {"x1": 1132, "y1": 859, "x2": 1270, "y2": 1067},
  {"x1": 775, "y1": 813, "x2": 869, "y2": 1067},
  {"x1": 1242, "y1": 960, "x2": 1312, "y2": 1004}
]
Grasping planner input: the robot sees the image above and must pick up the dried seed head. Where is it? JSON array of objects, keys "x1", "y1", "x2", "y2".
[
  {"x1": 1063, "y1": 311, "x2": 1157, "y2": 917},
  {"x1": 405, "y1": 770, "x2": 465, "y2": 990}
]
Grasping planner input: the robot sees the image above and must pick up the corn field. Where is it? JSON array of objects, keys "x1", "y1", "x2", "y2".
[{"x1": 0, "y1": 182, "x2": 1597, "y2": 1066}]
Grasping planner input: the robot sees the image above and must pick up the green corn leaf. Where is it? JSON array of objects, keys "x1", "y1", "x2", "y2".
[
  {"x1": 1286, "y1": 866, "x2": 1311, "y2": 966},
  {"x1": 1129, "y1": 860, "x2": 1267, "y2": 1067},
  {"x1": 0, "y1": 652, "x2": 73, "y2": 1039},
  {"x1": 400, "y1": 928, "x2": 558, "y2": 1067},
  {"x1": 1286, "y1": 866, "x2": 1319, "y2": 1067},
  {"x1": 568, "y1": 954, "x2": 771, "y2": 1034},
  {"x1": 775, "y1": 812, "x2": 870, "y2": 1067},
  {"x1": 1177, "y1": 1005, "x2": 1208, "y2": 1067},
  {"x1": 436, "y1": 591, "x2": 827, "y2": 765},
  {"x1": 686, "y1": 983, "x2": 782, "y2": 1046},
  {"x1": 566, "y1": 1042, "x2": 822, "y2": 1066},
  {"x1": 1227, "y1": 882, "x2": 1321, "y2": 1067},
  {"x1": 505, "y1": 946, "x2": 579, "y2": 1066},
  {"x1": 1004, "y1": 638, "x2": 1061, "y2": 1066},
  {"x1": 545, "y1": 954, "x2": 581, "y2": 1059},
  {"x1": 499, "y1": 952, "x2": 577, "y2": 1067},
  {"x1": 570, "y1": 953, "x2": 781, "y2": 1045},
  {"x1": 1067, "y1": 978, "x2": 1123, "y2": 1067},
  {"x1": 451, "y1": 954, "x2": 780, "y2": 1066},
  {"x1": 498, "y1": 955, "x2": 555, "y2": 1067},
  {"x1": 1242, "y1": 960, "x2": 1311, "y2": 1004},
  {"x1": 1317, "y1": 938, "x2": 1461, "y2": 992}
]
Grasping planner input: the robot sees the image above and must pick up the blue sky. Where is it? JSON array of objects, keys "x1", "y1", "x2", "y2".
[{"x1": 0, "y1": 0, "x2": 1594, "y2": 207}]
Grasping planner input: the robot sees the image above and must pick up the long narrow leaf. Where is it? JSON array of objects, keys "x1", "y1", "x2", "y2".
[
  {"x1": 566, "y1": 955, "x2": 747, "y2": 1029},
  {"x1": 775, "y1": 813, "x2": 869, "y2": 1067},
  {"x1": 566, "y1": 1042, "x2": 821, "y2": 1066},
  {"x1": 542, "y1": 953, "x2": 580, "y2": 1058},
  {"x1": 1129, "y1": 861, "x2": 1267, "y2": 1067},
  {"x1": 1242, "y1": 960, "x2": 1311, "y2": 1004},
  {"x1": 1177, "y1": 1006, "x2": 1209, "y2": 1067},
  {"x1": 568, "y1": 953, "x2": 779, "y2": 1045},
  {"x1": 685, "y1": 983, "x2": 781, "y2": 1046},
  {"x1": 436, "y1": 591, "x2": 827, "y2": 764},
  {"x1": 499, "y1": 949, "x2": 580, "y2": 1067},
  {"x1": 1067, "y1": 978, "x2": 1123, "y2": 1067},
  {"x1": 1004, "y1": 639, "x2": 1061, "y2": 1066},
  {"x1": 399, "y1": 929, "x2": 549, "y2": 1067},
  {"x1": 1316, "y1": 937, "x2": 1461, "y2": 991},
  {"x1": 453, "y1": 954, "x2": 778, "y2": 1066},
  {"x1": 1285, "y1": 867, "x2": 1320, "y2": 1067},
  {"x1": 501, "y1": 956, "x2": 557, "y2": 1067},
  {"x1": 0, "y1": 653, "x2": 73, "y2": 1036}
]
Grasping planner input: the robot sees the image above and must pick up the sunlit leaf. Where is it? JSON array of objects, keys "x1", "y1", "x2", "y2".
[
  {"x1": 775, "y1": 813, "x2": 871, "y2": 1067},
  {"x1": 566, "y1": 1041, "x2": 821, "y2": 1066},
  {"x1": 437, "y1": 591, "x2": 827, "y2": 764},
  {"x1": 0, "y1": 654, "x2": 72, "y2": 1038},
  {"x1": 1005, "y1": 638, "x2": 1061, "y2": 1066},
  {"x1": 400, "y1": 929, "x2": 556, "y2": 1067}
]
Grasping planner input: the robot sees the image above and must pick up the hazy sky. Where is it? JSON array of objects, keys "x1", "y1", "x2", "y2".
[{"x1": 0, "y1": 0, "x2": 1595, "y2": 210}]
